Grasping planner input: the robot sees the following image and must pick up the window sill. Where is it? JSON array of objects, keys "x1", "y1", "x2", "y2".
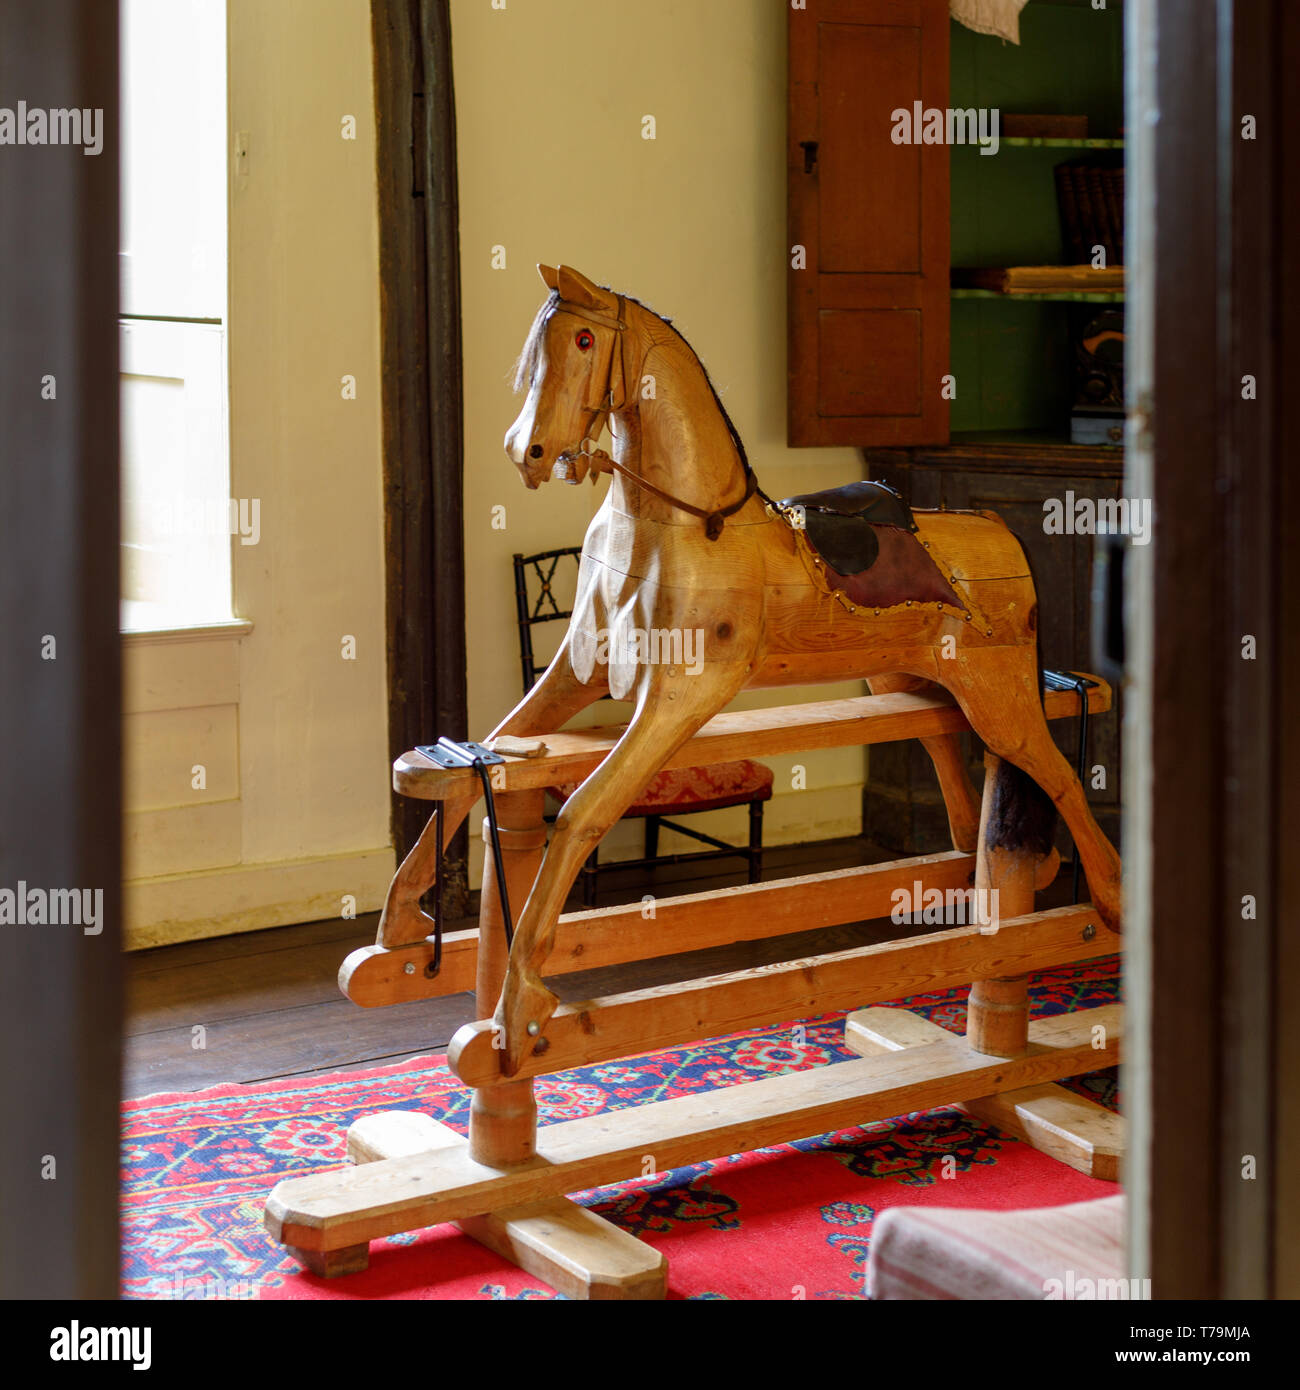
[{"x1": 120, "y1": 619, "x2": 254, "y2": 647}]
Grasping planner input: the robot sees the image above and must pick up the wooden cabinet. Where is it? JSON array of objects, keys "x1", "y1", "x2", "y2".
[
  {"x1": 789, "y1": 0, "x2": 1126, "y2": 451},
  {"x1": 789, "y1": 2, "x2": 1127, "y2": 857}
]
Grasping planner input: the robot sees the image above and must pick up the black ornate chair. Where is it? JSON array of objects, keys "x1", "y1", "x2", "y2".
[{"x1": 512, "y1": 547, "x2": 772, "y2": 906}]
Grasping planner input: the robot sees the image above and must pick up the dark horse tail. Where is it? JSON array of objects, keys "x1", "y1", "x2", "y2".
[
  {"x1": 984, "y1": 531, "x2": 1058, "y2": 858},
  {"x1": 985, "y1": 759, "x2": 1057, "y2": 857}
]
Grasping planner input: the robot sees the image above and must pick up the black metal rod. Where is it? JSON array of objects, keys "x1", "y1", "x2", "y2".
[
  {"x1": 583, "y1": 846, "x2": 755, "y2": 875},
  {"x1": 475, "y1": 760, "x2": 515, "y2": 949},
  {"x1": 1071, "y1": 675, "x2": 1090, "y2": 904},
  {"x1": 652, "y1": 817, "x2": 754, "y2": 855},
  {"x1": 512, "y1": 553, "x2": 536, "y2": 692},
  {"x1": 431, "y1": 807, "x2": 443, "y2": 974}
]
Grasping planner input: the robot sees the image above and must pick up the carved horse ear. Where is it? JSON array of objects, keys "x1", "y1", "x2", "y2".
[
  {"x1": 537, "y1": 263, "x2": 559, "y2": 291},
  {"x1": 556, "y1": 265, "x2": 617, "y2": 313}
]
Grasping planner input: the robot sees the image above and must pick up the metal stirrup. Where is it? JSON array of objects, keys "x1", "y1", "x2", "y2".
[{"x1": 415, "y1": 737, "x2": 518, "y2": 954}]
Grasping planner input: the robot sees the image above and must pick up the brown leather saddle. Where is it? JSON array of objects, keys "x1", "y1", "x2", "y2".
[{"x1": 777, "y1": 479, "x2": 917, "y2": 576}]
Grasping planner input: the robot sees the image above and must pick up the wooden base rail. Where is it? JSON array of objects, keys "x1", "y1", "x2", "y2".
[
  {"x1": 265, "y1": 683, "x2": 1122, "y2": 1299},
  {"x1": 346, "y1": 843, "x2": 1065, "y2": 1005},
  {"x1": 844, "y1": 1006, "x2": 1123, "y2": 1182},
  {"x1": 345, "y1": 847, "x2": 1010, "y2": 1005},
  {"x1": 447, "y1": 906, "x2": 1117, "y2": 1086}
]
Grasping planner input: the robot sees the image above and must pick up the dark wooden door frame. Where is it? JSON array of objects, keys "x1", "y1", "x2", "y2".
[
  {"x1": 371, "y1": 0, "x2": 469, "y2": 908},
  {"x1": 0, "y1": 0, "x2": 123, "y2": 1298},
  {"x1": 1126, "y1": 0, "x2": 1300, "y2": 1299}
]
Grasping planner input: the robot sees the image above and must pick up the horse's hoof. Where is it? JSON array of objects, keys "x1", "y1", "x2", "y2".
[
  {"x1": 499, "y1": 973, "x2": 559, "y2": 1075},
  {"x1": 1093, "y1": 894, "x2": 1122, "y2": 936}
]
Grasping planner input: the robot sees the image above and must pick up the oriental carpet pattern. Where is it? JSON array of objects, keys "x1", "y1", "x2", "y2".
[{"x1": 122, "y1": 957, "x2": 1120, "y2": 1301}]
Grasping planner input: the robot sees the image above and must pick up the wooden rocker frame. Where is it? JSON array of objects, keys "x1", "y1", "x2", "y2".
[{"x1": 264, "y1": 680, "x2": 1122, "y2": 1299}]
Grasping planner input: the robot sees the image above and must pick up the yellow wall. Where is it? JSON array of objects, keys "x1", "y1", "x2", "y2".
[
  {"x1": 124, "y1": 0, "x2": 875, "y2": 941},
  {"x1": 452, "y1": 0, "x2": 869, "y2": 874},
  {"x1": 123, "y1": 0, "x2": 392, "y2": 945}
]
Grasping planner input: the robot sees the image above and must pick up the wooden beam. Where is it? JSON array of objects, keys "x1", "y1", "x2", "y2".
[
  {"x1": 267, "y1": 1004, "x2": 1120, "y2": 1254},
  {"x1": 372, "y1": 0, "x2": 469, "y2": 895},
  {"x1": 393, "y1": 682, "x2": 1113, "y2": 801},
  {"x1": 340, "y1": 849, "x2": 980, "y2": 1005},
  {"x1": 448, "y1": 905, "x2": 1118, "y2": 1085},
  {"x1": 0, "y1": 0, "x2": 122, "y2": 1299},
  {"x1": 1274, "y1": 0, "x2": 1300, "y2": 1303},
  {"x1": 1125, "y1": 0, "x2": 1300, "y2": 1299}
]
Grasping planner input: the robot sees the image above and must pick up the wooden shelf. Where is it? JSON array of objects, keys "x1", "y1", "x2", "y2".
[
  {"x1": 1000, "y1": 136, "x2": 1124, "y2": 149},
  {"x1": 950, "y1": 428, "x2": 1122, "y2": 453},
  {"x1": 952, "y1": 287, "x2": 1124, "y2": 303},
  {"x1": 866, "y1": 432, "x2": 1125, "y2": 478},
  {"x1": 951, "y1": 266, "x2": 1125, "y2": 300}
]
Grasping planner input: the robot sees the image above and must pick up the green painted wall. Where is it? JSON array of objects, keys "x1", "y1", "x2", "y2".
[{"x1": 948, "y1": 1, "x2": 1124, "y2": 436}]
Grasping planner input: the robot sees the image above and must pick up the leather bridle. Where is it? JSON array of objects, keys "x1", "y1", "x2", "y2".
[{"x1": 548, "y1": 296, "x2": 757, "y2": 541}]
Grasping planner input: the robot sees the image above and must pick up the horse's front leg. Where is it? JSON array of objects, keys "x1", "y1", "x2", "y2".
[
  {"x1": 489, "y1": 634, "x2": 608, "y2": 742},
  {"x1": 379, "y1": 642, "x2": 604, "y2": 949},
  {"x1": 494, "y1": 659, "x2": 750, "y2": 1075},
  {"x1": 442, "y1": 637, "x2": 608, "y2": 868}
]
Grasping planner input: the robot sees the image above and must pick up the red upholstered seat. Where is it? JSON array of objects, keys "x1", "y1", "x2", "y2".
[{"x1": 552, "y1": 758, "x2": 774, "y2": 818}]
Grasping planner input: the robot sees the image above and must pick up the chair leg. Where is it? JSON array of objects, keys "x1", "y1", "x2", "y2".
[
  {"x1": 644, "y1": 815, "x2": 661, "y2": 861},
  {"x1": 747, "y1": 800, "x2": 764, "y2": 883},
  {"x1": 582, "y1": 848, "x2": 598, "y2": 908}
]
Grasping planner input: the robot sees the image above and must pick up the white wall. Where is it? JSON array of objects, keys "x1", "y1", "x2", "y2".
[{"x1": 123, "y1": 0, "x2": 392, "y2": 946}]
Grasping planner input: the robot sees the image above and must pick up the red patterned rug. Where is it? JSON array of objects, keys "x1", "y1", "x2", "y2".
[{"x1": 122, "y1": 958, "x2": 1120, "y2": 1300}]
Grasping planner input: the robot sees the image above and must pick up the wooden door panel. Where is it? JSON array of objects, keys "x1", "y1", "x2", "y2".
[
  {"x1": 818, "y1": 22, "x2": 923, "y2": 273},
  {"x1": 818, "y1": 308, "x2": 921, "y2": 415},
  {"x1": 789, "y1": 0, "x2": 950, "y2": 447}
]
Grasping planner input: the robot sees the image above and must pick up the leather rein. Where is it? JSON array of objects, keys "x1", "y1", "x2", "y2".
[{"x1": 551, "y1": 295, "x2": 757, "y2": 541}]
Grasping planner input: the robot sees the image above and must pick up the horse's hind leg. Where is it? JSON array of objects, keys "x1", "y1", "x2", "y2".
[
  {"x1": 945, "y1": 650, "x2": 1122, "y2": 933},
  {"x1": 868, "y1": 673, "x2": 981, "y2": 853},
  {"x1": 494, "y1": 660, "x2": 750, "y2": 1074}
]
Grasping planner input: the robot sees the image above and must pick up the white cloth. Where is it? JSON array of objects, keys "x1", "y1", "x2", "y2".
[
  {"x1": 867, "y1": 1195, "x2": 1127, "y2": 1300},
  {"x1": 950, "y1": 0, "x2": 1031, "y2": 45}
]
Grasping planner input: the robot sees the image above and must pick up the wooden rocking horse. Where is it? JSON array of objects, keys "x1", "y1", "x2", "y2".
[
  {"x1": 457, "y1": 263, "x2": 1119, "y2": 1074},
  {"x1": 265, "y1": 265, "x2": 1123, "y2": 1292}
]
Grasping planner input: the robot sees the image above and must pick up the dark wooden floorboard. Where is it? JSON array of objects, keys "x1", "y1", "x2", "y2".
[
  {"x1": 125, "y1": 836, "x2": 1078, "y2": 1100},
  {"x1": 127, "y1": 929, "x2": 380, "y2": 1034},
  {"x1": 126, "y1": 912, "x2": 370, "y2": 976},
  {"x1": 126, "y1": 996, "x2": 479, "y2": 1094}
]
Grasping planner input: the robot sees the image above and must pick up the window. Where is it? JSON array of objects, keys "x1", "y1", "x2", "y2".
[{"x1": 119, "y1": 0, "x2": 234, "y2": 632}]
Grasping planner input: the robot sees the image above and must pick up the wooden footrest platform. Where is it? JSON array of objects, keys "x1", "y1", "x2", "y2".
[{"x1": 265, "y1": 1003, "x2": 1120, "y2": 1269}]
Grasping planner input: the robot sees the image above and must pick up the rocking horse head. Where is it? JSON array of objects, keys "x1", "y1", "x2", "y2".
[
  {"x1": 505, "y1": 263, "x2": 632, "y2": 490},
  {"x1": 505, "y1": 263, "x2": 760, "y2": 537}
]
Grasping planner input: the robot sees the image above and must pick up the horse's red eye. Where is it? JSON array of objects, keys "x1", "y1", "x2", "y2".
[{"x1": 575, "y1": 330, "x2": 594, "y2": 351}]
